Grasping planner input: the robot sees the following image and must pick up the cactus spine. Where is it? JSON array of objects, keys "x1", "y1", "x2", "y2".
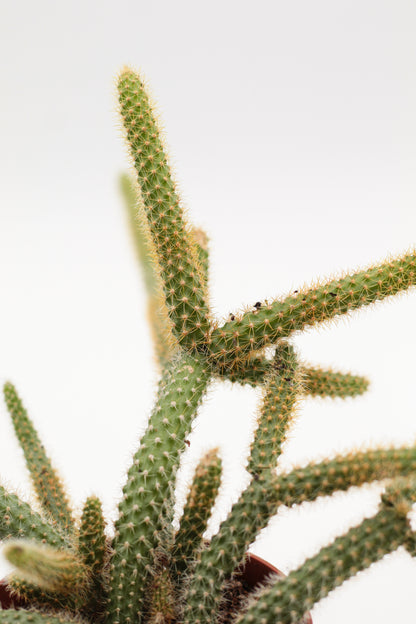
[{"x1": 0, "y1": 66, "x2": 415, "y2": 624}]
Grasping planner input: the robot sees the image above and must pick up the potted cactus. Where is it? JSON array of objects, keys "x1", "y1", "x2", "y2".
[{"x1": 0, "y1": 66, "x2": 416, "y2": 624}]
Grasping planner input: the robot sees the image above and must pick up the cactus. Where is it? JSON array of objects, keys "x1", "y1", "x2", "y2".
[{"x1": 0, "y1": 66, "x2": 415, "y2": 624}]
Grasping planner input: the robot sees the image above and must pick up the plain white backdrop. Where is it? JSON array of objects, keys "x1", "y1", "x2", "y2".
[{"x1": 1, "y1": 1, "x2": 416, "y2": 622}]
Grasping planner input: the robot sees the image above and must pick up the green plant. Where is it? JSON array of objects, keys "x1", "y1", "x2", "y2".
[{"x1": 1, "y1": 66, "x2": 416, "y2": 624}]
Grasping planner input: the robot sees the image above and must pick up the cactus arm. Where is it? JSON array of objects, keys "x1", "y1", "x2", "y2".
[
  {"x1": 171, "y1": 448, "x2": 222, "y2": 576},
  {"x1": 301, "y1": 366, "x2": 369, "y2": 398},
  {"x1": 117, "y1": 68, "x2": 211, "y2": 350},
  {"x1": 120, "y1": 173, "x2": 175, "y2": 369},
  {"x1": 4, "y1": 540, "x2": 89, "y2": 600},
  {"x1": 209, "y1": 250, "x2": 416, "y2": 368},
  {"x1": 3, "y1": 383, "x2": 74, "y2": 532},
  {"x1": 107, "y1": 351, "x2": 210, "y2": 624},
  {"x1": 78, "y1": 496, "x2": 106, "y2": 577},
  {"x1": 0, "y1": 610, "x2": 83, "y2": 624},
  {"x1": 235, "y1": 479, "x2": 416, "y2": 624},
  {"x1": 183, "y1": 445, "x2": 416, "y2": 624},
  {"x1": 222, "y1": 355, "x2": 369, "y2": 398},
  {"x1": 0, "y1": 486, "x2": 69, "y2": 548},
  {"x1": 78, "y1": 496, "x2": 108, "y2": 617},
  {"x1": 247, "y1": 343, "x2": 301, "y2": 474}
]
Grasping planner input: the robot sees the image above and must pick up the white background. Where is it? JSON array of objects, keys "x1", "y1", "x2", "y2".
[{"x1": 1, "y1": 2, "x2": 416, "y2": 622}]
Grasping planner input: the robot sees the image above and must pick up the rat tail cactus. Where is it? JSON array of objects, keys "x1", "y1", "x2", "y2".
[{"x1": 0, "y1": 65, "x2": 415, "y2": 624}]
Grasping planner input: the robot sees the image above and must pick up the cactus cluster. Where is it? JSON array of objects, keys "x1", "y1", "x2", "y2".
[{"x1": 1, "y1": 66, "x2": 416, "y2": 624}]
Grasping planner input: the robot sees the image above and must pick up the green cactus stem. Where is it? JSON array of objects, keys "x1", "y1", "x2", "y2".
[
  {"x1": 247, "y1": 343, "x2": 302, "y2": 474},
  {"x1": 107, "y1": 351, "x2": 210, "y2": 624},
  {"x1": 209, "y1": 251, "x2": 416, "y2": 369},
  {"x1": 0, "y1": 610, "x2": 80, "y2": 624},
  {"x1": 120, "y1": 172, "x2": 175, "y2": 369},
  {"x1": 3, "y1": 382, "x2": 73, "y2": 532},
  {"x1": 171, "y1": 448, "x2": 222, "y2": 576},
  {"x1": 183, "y1": 445, "x2": 416, "y2": 624},
  {"x1": 235, "y1": 479, "x2": 416, "y2": 624},
  {"x1": 4, "y1": 541, "x2": 89, "y2": 598},
  {"x1": 117, "y1": 68, "x2": 211, "y2": 350},
  {"x1": 0, "y1": 486, "x2": 69, "y2": 548},
  {"x1": 222, "y1": 355, "x2": 369, "y2": 398}
]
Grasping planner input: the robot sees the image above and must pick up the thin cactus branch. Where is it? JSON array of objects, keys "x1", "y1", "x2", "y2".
[
  {"x1": 171, "y1": 448, "x2": 222, "y2": 577},
  {"x1": 221, "y1": 354, "x2": 369, "y2": 398},
  {"x1": 247, "y1": 343, "x2": 302, "y2": 474},
  {"x1": 120, "y1": 172, "x2": 175, "y2": 369},
  {"x1": 209, "y1": 251, "x2": 416, "y2": 369},
  {"x1": 3, "y1": 382, "x2": 73, "y2": 532}
]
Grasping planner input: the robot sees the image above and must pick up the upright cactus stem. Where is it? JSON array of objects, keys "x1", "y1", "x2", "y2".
[
  {"x1": 247, "y1": 342, "x2": 301, "y2": 473},
  {"x1": 107, "y1": 351, "x2": 210, "y2": 624},
  {"x1": 118, "y1": 68, "x2": 211, "y2": 350},
  {"x1": 209, "y1": 251, "x2": 416, "y2": 368},
  {"x1": 172, "y1": 448, "x2": 222, "y2": 576},
  {"x1": 3, "y1": 383, "x2": 73, "y2": 532}
]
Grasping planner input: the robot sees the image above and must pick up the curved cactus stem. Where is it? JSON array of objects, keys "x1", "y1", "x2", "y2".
[
  {"x1": 235, "y1": 478, "x2": 416, "y2": 624},
  {"x1": 183, "y1": 445, "x2": 416, "y2": 624},
  {"x1": 0, "y1": 486, "x2": 69, "y2": 548},
  {"x1": 171, "y1": 448, "x2": 222, "y2": 577},
  {"x1": 247, "y1": 343, "x2": 302, "y2": 474},
  {"x1": 3, "y1": 382, "x2": 74, "y2": 532},
  {"x1": 209, "y1": 250, "x2": 416, "y2": 369},
  {"x1": 4, "y1": 541, "x2": 89, "y2": 598},
  {"x1": 107, "y1": 351, "x2": 210, "y2": 624},
  {"x1": 120, "y1": 172, "x2": 175, "y2": 369},
  {"x1": 220, "y1": 355, "x2": 369, "y2": 398},
  {"x1": 0, "y1": 610, "x2": 83, "y2": 624},
  {"x1": 117, "y1": 68, "x2": 211, "y2": 350}
]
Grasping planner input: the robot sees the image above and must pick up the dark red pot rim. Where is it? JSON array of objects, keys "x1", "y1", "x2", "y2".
[
  {"x1": 240, "y1": 553, "x2": 313, "y2": 624},
  {"x1": 0, "y1": 558, "x2": 312, "y2": 623}
]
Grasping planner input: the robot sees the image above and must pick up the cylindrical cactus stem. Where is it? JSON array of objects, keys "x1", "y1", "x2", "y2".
[
  {"x1": 3, "y1": 382, "x2": 73, "y2": 532},
  {"x1": 171, "y1": 448, "x2": 222, "y2": 576},
  {"x1": 247, "y1": 342, "x2": 302, "y2": 474},
  {"x1": 0, "y1": 610, "x2": 81, "y2": 624},
  {"x1": 190, "y1": 227, "x2": 210, "y2": 291},
  {"x1": 78, "y1": 496, "x2": 107, "y2": 577},
  {"x1": 221, "y1": 355, "x2": 369, "y2": 399},
  {"x1": 4, "y1": 540, "x2": 89, "y2": 599},
  {"x1": 120, "y1": 172, "x2": 175, "y2": 369},
  {"x1": 0, "y1": 486, "x2": 69, "y2": 548},
  {"x1": 183, "y1": 445, "x2": 416, "y2": 624},
  {"x1": 146, "y1": 554, "x2": 177, "y2": 624},
  {"x1": 117, "y1": 68, "x2": 211, "y2": 350},
  {"x1": 302, "y1": 366, "x2": 369, "y2": 398},
  {"x1": 235, "y1": 479, "x2": 416, "y2": 624},
  {"x1": 209, "y1": 250, "x2": 416, "y2": 368},
  {"x1": 107, "y1": 351, "x2": 210, "y2": 624}
]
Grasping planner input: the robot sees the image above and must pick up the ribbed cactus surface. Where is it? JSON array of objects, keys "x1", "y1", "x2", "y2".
[{"x1": 0, "y1": 66, "x2": 415, "y2": 624}]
